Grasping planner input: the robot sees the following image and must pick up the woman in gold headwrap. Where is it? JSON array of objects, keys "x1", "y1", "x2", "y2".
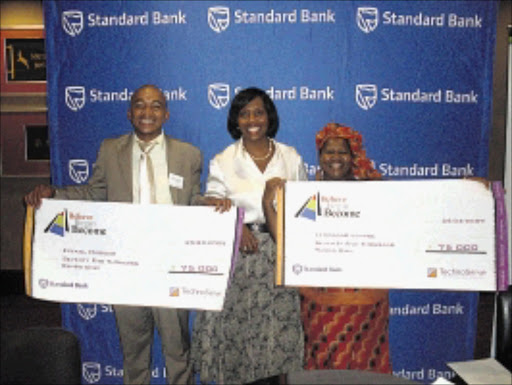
[{"x1": 263, "y1": 123, "x2": 391, "y2": 374}]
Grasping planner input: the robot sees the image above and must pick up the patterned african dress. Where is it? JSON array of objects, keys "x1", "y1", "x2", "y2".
[{"x1": 300, "y1": 287, "x2": 392, "y2": 373}]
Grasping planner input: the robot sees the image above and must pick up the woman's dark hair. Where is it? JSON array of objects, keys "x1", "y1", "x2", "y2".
[{"x1": 227, "y1": 87, "x2": 279, "y2": 139}]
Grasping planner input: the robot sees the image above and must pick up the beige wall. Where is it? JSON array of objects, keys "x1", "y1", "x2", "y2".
[{"x1": 0, "y1": 0, "x2": 44, "y2": 28}]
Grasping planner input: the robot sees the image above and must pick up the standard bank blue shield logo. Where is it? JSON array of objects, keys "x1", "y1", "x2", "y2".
[
  {"x1": 65, "y1": 86, "x2": 86, "y2": 111},
  {"x1": 62, "y1": 10, "x2": 84, "y2": 37},
  {"x1": 208, "y1": 6, "x2": 230, "y2": 33},
  {"x1": 77, "y1": 304, "x2": 97, "y2": 320},
  {"x1": 69, "y1": 159, "x2": 89, "y2": 184},
  {"x1": 83, "y1": 362, "x2": 101, "y2": 384},
  {"x1": 357, "y1": 7, "x2": 378, "y2": 33},
  {"x1": 208, "y1": 83, "x2": 230, "y2": 110},
  {"x1": 355, "y1": 84, "x2": 378, "y2": 110}
]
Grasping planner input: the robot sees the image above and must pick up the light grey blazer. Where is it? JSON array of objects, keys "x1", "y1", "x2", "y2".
[{"x1": 55, "y1": 133, "x2": 203, "y2": 205}]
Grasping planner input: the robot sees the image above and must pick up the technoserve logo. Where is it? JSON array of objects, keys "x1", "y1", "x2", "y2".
[
  {"x1": 208, "y1": 83, "x2": 230, "y2": 109},
  {"x1": 65, "y1": 86, "x2": 86, "y2": 111},
  {"x1": 69, "y1": 159, "x2": 90, "y2": 184},
  {"x1": 62, "y1": 10, "x2": 84, "y2": 36},
  {"x1": 169, "y1": 287, "x2": 180, "y2": 297},
  {"x1": 208, "y1": 6, "x2": 230, "y2": 33}
]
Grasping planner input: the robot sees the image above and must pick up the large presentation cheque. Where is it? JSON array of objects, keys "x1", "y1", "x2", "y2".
[
  {"x1": 276, "y1": 180, "x2": 498, "y2": 291},
  {"x1": 24, "y1": 199, "x2": 243, "y2": 310}
]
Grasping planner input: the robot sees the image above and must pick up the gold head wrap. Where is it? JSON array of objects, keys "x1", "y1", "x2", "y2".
[{"x1": 315, "y1": 122, "x2": 382, "y2": 180}]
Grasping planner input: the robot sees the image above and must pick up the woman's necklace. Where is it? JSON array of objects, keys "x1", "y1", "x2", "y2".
[{"x1": 243, "y1": 138, "x2": 274, "y2": 161}]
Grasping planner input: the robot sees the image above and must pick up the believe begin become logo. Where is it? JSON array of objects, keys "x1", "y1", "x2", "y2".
[
  {"x1": 44, "y1": 209, "x2": 68, "y2": 237},
  {"x1": 295, "y1": 194, "x2": 319, "y2": 221}
]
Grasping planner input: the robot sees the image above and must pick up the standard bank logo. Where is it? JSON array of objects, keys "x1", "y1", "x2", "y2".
[
  {"x1": 77, "y1": 304, "x2": 98, "y2": 320},
  {"x1": 62, "y1": 10, "x2": 84, "y2": 37},
  {"x1": 357, "y1": 7, "x2": 378, "y2": 33},
  {"x1": 83, "y1": 362, "x2": 101, "y2": 384},
  {"x1": 355, "y1": 84, "x2": 378, "y2": 110},
  {"x1": 208, "y1": 83, "x2": 230, "y2": 109},
  {"x1": 69, "y1": 159, "x2": 90, "y2": 184},
  {"x1": 208, "y1": 6, "x2": 230, "y2": 33},
  {"x1": 65, "y1": 86, "x2": 86, "y2": 111}
]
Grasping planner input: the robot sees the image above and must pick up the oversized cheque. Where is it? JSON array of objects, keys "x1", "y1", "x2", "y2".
[
  {"x1": 24, "y1": 199, "x2": 243, "y2": 310},
  {"x1": 276, "y1": 180, "x2": 498, "y2": 291}
]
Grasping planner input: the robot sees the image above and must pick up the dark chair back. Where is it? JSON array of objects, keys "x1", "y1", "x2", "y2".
[
  {"x1": 496, "y1": 285, "x2": 512, "y2": 371},
  {"x1": 1, "y1": 327, "x2": 81, "y2": 384}
]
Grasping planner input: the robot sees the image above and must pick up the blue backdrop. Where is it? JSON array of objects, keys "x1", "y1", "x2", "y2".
[{"x1": 43, "y1": 1, "x2": 497, "y2": 383}]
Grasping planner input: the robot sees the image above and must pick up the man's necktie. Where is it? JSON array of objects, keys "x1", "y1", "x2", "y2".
[{"x1": 139, "y1": 141, "x2": 156, "y2": 203}]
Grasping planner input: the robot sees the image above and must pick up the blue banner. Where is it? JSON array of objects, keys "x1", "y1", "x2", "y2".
[{"x1": 43, "y1": 1, "x2": 497, "y2": 383}]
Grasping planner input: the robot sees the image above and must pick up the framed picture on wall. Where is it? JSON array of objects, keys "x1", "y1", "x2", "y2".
[
  {"x1": 25, "y1": 124, "x2": 50, "y2": 161},
  {"x1": 5, "y1": 38, "x2": 46, "y2": 82},
  {"x1": 0, "y1": 29, "x2": 46, "y2": 93},
  {"x1": 0, "y1": 112, "x2": 50, "y2": 176}
]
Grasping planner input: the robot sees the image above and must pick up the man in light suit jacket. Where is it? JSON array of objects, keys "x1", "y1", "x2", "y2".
[{"x1": 24, "y1": 84, "x2": 202, "y2": 384}]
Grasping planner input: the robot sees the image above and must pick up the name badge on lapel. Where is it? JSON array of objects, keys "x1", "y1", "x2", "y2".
[{"x1": 168, "y1": 173, "x2": 184, "y2": 189}]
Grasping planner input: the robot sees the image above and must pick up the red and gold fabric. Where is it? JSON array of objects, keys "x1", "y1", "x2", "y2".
[{"x1": 300, "y1": 288, "x2": 392, "y2": 373}]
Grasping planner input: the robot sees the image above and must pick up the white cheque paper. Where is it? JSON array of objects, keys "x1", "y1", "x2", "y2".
[
  {"x1": 281, "y1": 180, "x2": 496, "y2": 291},
  {"x1": 28, "y1": 199, "x2": 242, "y2": 310}
]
